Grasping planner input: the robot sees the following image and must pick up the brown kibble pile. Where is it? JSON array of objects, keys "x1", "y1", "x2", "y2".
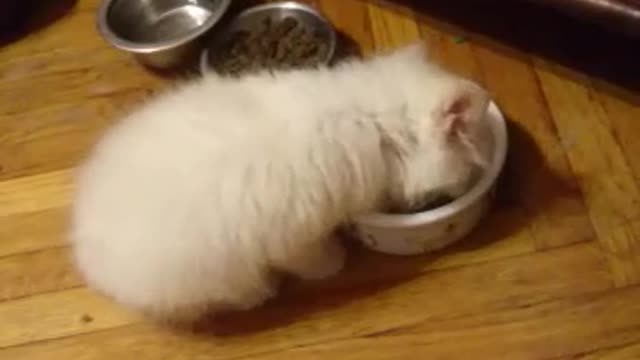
[{"x1": 209, "y1": 16, "x2": 329, "y2": 76}]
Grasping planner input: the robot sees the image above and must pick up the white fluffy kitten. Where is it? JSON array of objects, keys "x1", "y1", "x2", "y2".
[{"x1": 70, "y1": 43, "x2": 492, "y2": 323}]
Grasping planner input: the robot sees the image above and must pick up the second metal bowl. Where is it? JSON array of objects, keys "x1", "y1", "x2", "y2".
[
  {"x1": 97, "y1": 0, "x2": 231, "y2": 69},
  {"x1": 200, "y1": 1, "x2": 337, "y2": 75}
]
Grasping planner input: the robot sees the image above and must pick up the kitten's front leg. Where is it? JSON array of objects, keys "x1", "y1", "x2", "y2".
[{"x1": 278, "y1": 236, "x2": 346, "y2": 281}]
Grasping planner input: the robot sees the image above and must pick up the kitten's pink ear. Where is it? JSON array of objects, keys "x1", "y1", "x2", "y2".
[{"x1": 439, "y1": 82, "x2": 491, "y2": 167}]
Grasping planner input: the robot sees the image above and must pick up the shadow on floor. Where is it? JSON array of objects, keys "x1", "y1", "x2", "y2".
[
  {"x1": 0, "y1": 0, "x2": 78, "y2": 47},
  {"x1": 380, "y1": 0, "x2": 639, "y2": 100},
  {"x1": 180, "y1": 118, "x2": 567, "y2": 337}
]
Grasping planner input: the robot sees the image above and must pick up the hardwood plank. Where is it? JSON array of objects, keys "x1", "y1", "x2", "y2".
[
  {"x1": 471, "y1": 46, "x2": 594, "y2": 250},
  {"x1": 0, "y1": 207, "x2": 68, "y2": 257},
  {"x1": 596, "y1": 92, "x2": 640, "y2": 185},
  {"x1": 0, "y1": 206, "x2": 535, "y2": 302},
  {"x1": 319, "y1": 0, "x2": 374, "y2": 56},
  {"x1": 365, "y1": 4, "x2": 551, "y2": 259},
  {"x1": 0, "y1": 0, "x2": 638, "y2": 356},
  {"x1": 0, "y1": 195, "x2": 535, "y2": 298},
  {"x1": 0, "y1": 57, "x2": 163, "y2": 118},
  {"x1": 581, "y1": 342, "x2": 640, "y2": 359},
  {"x1": 0, "y1": 244, "x2": 611, "y2": 357},
  {"x1": 418, "y1": 21, "x2": 483, "y2": 84},
  {"x1": 535, "y1": 62, "x2": 640, "y2": 228},
  {"x1": 0, "y1": 247, "x2": 80, "y2": 301},
  {"x1": 0, "y1": 6, "x2": 165, "y2": 185},
  {"x1": 0, "y1": 288, "x2": 135, "y2": 349},
  {"x1": 0, "y1": 46, "x2": 133, "y2": 84},
  {"x1": 409, "y1": 14, "x2": 547, "y2": 262},
  {"x1": 236, "y1": 286, "x2": 640, "y2": 360},
  {"x1": 535, "y1": 62, "x2": 640, "y2": 286},
  {"x1": 419, "y1": 206, "x2": 536, "y2": 271},
  {"x1": 0, "y1": 170, "x2": 72, "y2": 217},
  {"x1": 367, "y1": 2, "x2": 421, "y2": 51},
  {"x1": 418, "y1": 12, "x2": 593, "y2": 251},
  {"x1": 0, "y1": 90, "x2": 152, "y2": 181},
  {"x1": 602, "y1": 219, "x2": 640, "y2": 286},
  {"x1": 0, "y1": 206, "x2": 535, "y2": 299},
  {"x1": 0, "y1": 5, "x2": 115, "y2": 65}
]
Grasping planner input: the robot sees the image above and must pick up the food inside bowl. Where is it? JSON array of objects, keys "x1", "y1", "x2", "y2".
[
  {"x1": 353, "y1": 101, "x2": 507, "y2": 256},
  {"x1": 388, "y1": 194, "x2": 456, "y2": 214},
  {"x1": 208, "y1": 16, "x2": 329, "y2": 75},
  {"x1": 387, "y1": 169, "x2": 486, "y2": 214}
]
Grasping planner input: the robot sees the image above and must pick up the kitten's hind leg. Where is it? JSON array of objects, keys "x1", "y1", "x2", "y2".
[{"x1": 275, "y1": 236, "x2": 346, "y2": 281}]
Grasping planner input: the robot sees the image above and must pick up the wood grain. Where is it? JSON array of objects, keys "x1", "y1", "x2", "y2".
[
  {"x1": 237, "y1": 287, "x2": 640, "y2": 360},
  {"x1": 535, "y1": 62, "x2": 640, "y2": 286},
  {"x1": 581, "y1": 342, "x2": 640, "y2": 360},
  {"x1": 0, "y1": 170, "x2": 72, "y2": 217},
  {"x1": 0, "y1": 288, "x2": 134, "y2": 349},
  {"x1": 0, "y1": 90, "x2": 154, "y2": 180},
  {"x1": 474, "y1": 48, "x2": 595, "y2": 250},
  {"x1": 0, "y1": 244, "x2": 611, "y2": 357},
  {"x1": 0, "y1": 208, "x2": 68, "y2": 257},
  {"x1": 418, "y1": 20, "x2": 483, "y2": 83},
  {"x1": 319, "y1": 0, "x2": 374, "y2": 56},
  {"x1": 367, "y1": 1, "x2": 421, "y2": 51},
  {"x1": 0, "y1": 247, "x2": 80, "y2": 301},
  {"x1": 0, "y1": 2, "x2": 117, "y2": 64},
  {"x1": 596, "y1": 92, "x2": 640, "y2": 187},
  {"x1": 0, "y1": 0, "x2": 639, "y2": 358}
]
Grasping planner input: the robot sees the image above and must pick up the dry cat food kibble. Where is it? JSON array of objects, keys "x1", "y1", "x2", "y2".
[
  {"x1": 209, "y1": 16, "x2": 329, "y2": 75},
  {"x1": 390, "y1": 169, "x2": 486, "y2": 214},
  {"x1": 391, "y1": 194, "x2": 456, "y2": 214}
]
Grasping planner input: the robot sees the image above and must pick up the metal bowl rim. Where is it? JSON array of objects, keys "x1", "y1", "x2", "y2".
[
  {"x1": 199, "y1": 1, "x2": 337, "y2": 74},
  {"x1": 97, "y1": 0, "x2": 232, "y2": 53}
]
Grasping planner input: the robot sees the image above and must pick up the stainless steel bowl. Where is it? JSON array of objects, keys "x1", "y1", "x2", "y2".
[
  {"x1": 200, "y1": 1, "x2": 337, "y2": 74},
  {"x1": 97, "y1": 0, "x2": 231, "y2": 69}
]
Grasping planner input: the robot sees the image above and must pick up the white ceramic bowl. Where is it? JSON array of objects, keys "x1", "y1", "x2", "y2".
[{"x1": 351, "y1": 101, "x2": 508, "y2": 256}]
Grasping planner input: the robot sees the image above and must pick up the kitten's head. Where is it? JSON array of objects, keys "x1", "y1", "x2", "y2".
[{"x1": 380, "y1": 44, "x2": 493, "y2": 211}]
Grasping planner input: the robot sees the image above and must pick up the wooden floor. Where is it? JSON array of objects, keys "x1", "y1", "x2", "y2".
[{"x1": 1, "y1": 0, "x2": 640, "y2": 358}]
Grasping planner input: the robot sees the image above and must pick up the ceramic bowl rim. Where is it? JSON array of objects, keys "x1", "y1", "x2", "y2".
[
  {"x1": 96, "y1": 0, "x2": 232, "y2": 53},
  {"x1": 353, "y1": 101, "x2": 509, "y2": 228}
]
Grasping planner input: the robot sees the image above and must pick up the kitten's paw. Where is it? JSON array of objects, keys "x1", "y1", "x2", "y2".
[
  {"x1": 222, "y1": 273, "x2": 281, "y2": 312},
  {"x1": 296, "y1": 239, "x2": 346, "y2": 281}
]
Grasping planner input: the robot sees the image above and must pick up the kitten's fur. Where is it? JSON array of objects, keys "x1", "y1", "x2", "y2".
[{"x1": 70, "y1": 44, "x2": 492, "y2": 323}]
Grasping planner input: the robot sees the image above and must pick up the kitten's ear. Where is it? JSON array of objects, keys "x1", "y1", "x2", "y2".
[{"x1": 438, "y1": 81, "x2": 491, "y2": 167}]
